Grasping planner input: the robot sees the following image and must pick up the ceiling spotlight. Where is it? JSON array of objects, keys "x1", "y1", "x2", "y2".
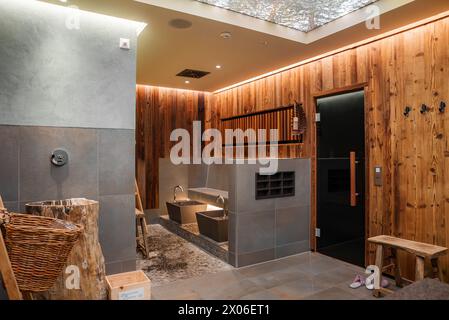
[
  {"x1": 185, "y1": 80, "x2": 190, "y2": 84},
  {"x1": 220, "y1": 32, "x2": 232, "y2": 39},
  {"x1": 216, "y1": 65, "x2": 222, "y2": 69}
]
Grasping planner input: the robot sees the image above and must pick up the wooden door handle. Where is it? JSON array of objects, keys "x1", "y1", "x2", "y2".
[{"x1": 350, "y1": 151, "x2": 358, "y2": 207}]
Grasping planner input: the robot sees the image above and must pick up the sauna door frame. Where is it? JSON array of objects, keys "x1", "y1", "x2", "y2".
[{"x1": 311, "y1": 82, "x2": 370, "y2": 267}]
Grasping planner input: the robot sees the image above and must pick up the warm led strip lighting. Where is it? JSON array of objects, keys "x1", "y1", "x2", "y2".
[{"x1": 214, "y1": 9, "x2": 449, "y2": 94}]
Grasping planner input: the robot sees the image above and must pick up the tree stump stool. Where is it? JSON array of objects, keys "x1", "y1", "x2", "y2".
[{"x1": 26, "y1": 198, "x2": 107, "y2": 300}]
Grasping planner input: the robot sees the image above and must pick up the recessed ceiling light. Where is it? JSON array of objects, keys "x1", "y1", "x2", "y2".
[
  {"x1": 185, "y1": 80, "x2": 190, "y2": 84},
  {"x1": 220, "y1": 32, "x2": 232, "y2": 39},
  {"x1": 216, "y1": 65, "x2": 222, "y2": 69},
  {"x1": 59, "y1": 0, "x2": 68, "y2": 3}
]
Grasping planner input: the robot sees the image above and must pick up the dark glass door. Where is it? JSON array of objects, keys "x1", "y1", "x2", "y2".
[{"x1": 316, "y1": 90, "x2": 365, "y2": 267}]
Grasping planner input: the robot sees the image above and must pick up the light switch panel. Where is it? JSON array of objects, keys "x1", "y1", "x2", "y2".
[
  {"x1": 374, "y1": 166, "x2": 382, "y2": 186},
  {"x1": 120, "y1": 38, "x2": 130, "y2": 50}
]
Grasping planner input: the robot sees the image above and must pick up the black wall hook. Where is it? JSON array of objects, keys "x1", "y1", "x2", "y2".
[
  {"x1": 404, "y1": 106, "x2": 412, "y2": 117},
  {"x1": 439, "y1": 101, "x2": 446, "y2": 113},
  {"x1": 420, "y1": 104, "x2": 430, "y2": 114}
]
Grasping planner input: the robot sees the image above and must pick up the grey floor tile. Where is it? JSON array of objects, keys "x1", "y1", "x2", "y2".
[
  {"x1": 236, "y1": 258, "x2": 292, "y2": 278},
  {"x1": 152, "y1": 286, "x2": 201, "y2": 300},
  {"x1": 150, "y1": 252, "x2": 369, "y2": 300},
  {"x1": 297, "y1": 255, "x2": 345, "y2": 275},
  {"x1": 245, "y1": 267, "x2": 310, "y2": 290},
  {"x1": 268, "y1": 276, "x2": 329, "y2": 300},
  {"x1": 98, "y1": 129, "x2": 134, "y2": 196},
  {"x1": 240, "y1": 289, "x2": 284, "y2": 300},
  {"x1": 335, "y1": 282, "x2": 379, "y2": 300},
  {"x1": 198, "y1": 278, "x2": 265, "y2": 300},
  {"x1": 311, "y1": 266, "x2": 363, "y2": 286},
  {"x1": 303, "y1": 286, "x2": 359, "y2": 300}
]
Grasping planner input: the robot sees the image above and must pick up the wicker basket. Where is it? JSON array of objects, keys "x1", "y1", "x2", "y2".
[{"x1": 2, "y1": 213, "x2": 83, "y2": 292}]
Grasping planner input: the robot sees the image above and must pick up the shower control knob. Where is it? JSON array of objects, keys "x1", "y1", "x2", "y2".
[{"x1": 51, "y1": 149, "x2": 69, "y2": 167}]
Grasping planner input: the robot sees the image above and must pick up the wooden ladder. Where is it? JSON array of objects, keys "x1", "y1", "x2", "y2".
[
  {"x1": 135, "y1": 181, "x2": 150, "y2": 258},
  {"x1": 0, "y1": 195, "x2": 22, "y2": 300}
]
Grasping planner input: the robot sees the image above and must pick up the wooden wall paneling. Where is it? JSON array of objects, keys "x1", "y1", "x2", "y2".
[
  {"x1": 136, "y1": 86, "x2": 208, "y2": 209},
  {"x1": 134, "y1": 15, "x2": 449, "y2": 281},
  {"x1": 433, "y1": 18, "x2": 449, "y2": 282}
]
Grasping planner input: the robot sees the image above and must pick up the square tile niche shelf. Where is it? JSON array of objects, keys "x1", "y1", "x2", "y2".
[{"x1": 255, "y1": 171, "x2": 295, "y2": 200}]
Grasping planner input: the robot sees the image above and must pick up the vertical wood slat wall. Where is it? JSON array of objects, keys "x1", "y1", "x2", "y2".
[
  {"x1": 206, "y1": 17, "x2": 449, "y2": 281},
  {"x1": 135, "y1": 85, "x2": 208, "y2": 209}
]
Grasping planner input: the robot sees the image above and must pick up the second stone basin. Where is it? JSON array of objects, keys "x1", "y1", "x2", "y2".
[
  {"x1": 166, "y1": 200, "x2": 207, "y2": 224},
  {"x1": 196, "y1": 210, "x2": 228, "y2": 243}
]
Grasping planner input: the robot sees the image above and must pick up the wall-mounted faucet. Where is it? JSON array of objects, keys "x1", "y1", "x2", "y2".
[
  {"x1": 216, "y1": 195, "x2": 228, "y2": 217},
  {"x1": 173, "y1": 185, "x2": 184, "y2": 202}
]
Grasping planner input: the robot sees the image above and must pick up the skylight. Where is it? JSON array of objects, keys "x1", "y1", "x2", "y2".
[{"x1": 195, "y1": 0, "x2": 378, "y2": 32}]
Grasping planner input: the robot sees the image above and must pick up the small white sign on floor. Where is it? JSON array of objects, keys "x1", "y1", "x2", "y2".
[{"x1": 118, "y1": 287, "x2": 145, "y2": 300}]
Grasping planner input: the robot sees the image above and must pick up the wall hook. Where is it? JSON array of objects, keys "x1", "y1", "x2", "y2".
[
  {"x1": 403, "y1": 106, "x2": 412, "y2": 117},
  {"x1": 439, "y1": 101, "x2": 446, "y2": 113},
  {"x1": 420, "y1": 104, "x2": 430, "y2": 114}
]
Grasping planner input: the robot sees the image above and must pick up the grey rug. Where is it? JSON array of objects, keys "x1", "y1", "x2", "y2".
[{"x1": 137, "y1": 224, "x2": 232, "y2": 287}]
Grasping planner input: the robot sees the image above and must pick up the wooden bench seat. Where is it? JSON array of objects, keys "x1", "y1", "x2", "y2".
[
  {"x1": 368, "y1": 235, "x2": 448, "y2": 298},
  {"x1": 369, "y1": 235, "x2": 447, "y2": 259}
]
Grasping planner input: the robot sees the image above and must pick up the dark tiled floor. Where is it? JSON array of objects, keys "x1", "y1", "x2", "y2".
[{"x1": 152, "y1": 252, "x2": 392, "y2": 300}]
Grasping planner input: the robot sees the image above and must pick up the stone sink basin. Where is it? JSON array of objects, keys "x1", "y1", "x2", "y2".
[
  {"x1": 196, "y1": 210, "x2": 228, "y2": 243},
  {"x1": 166, "y1": 200, "x2": 207, "y2": 224}
]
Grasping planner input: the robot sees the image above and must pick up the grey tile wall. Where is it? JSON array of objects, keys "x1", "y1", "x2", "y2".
[
  {"x1": 98, "y1": 129, "x2": 135, "y2": 196},
  {"x1": 231, "y1": 159, "x2": 311, "y2": 267},
  {"x1": 0, "y1": 126, "x2": 136, "y2": 278},
  {"x1": 99, "y1": 194, "x2": 135, "y2": 264},
  {"x1": 0, "y1": 126, "x2": 19, "y2": 202},
  {"x1": 19, "y1": 126, "x2": 98, "y2": 202}
]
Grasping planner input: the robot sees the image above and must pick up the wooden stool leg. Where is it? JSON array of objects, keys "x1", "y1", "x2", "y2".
[
  {"x1": 415, "y1": 256, "x2": 425, "y2": 281},
  {"x1": 430, "y1": 258, "x2": 443, "y2": 281},
  {"x1": 135, "y1": 218, "x2": 140, "y2": 243},
  {"x1": 373, "y1": 244, "x2": 384, "y2": 297},
  {"x1": 391, "y1": 248, "x2": 403, "y2": 287},
  {"x1": 140, "y1": 216, "x2": 150, "y2": 258}
]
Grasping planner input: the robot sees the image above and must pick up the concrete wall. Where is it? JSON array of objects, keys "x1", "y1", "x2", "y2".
[{"x1": 0, "y1": 0, "x2": 138, "y2": 298}]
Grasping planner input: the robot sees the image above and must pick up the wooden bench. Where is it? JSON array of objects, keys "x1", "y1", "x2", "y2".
[{"x1": 368, "y1": 235, "x2": 448, "y2": 297}]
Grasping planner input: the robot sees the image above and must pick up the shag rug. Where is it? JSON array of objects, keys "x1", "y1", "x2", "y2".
[{"x1": 137, "y1": 224, "x2": 232, "y2": 287}]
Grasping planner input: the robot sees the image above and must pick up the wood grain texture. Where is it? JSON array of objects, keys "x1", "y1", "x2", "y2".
[
  {"x1": 207, "y1": 17, "x2": 449, "y2": 281},
  {"x1": 136, "y1": 85, "x2": 208, "y2": 209},
  {"x1": 26, "y1": 199, "x2": 106, "y2": 300}
]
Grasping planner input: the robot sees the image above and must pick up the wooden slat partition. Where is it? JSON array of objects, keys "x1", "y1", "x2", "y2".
[{"x1": 220, "y1": 105, "x2": 303, "y2": 146}]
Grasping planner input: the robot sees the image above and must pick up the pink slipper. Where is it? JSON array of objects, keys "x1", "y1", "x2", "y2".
[{"x1": 349, "y1": 275, "x2": 365, "y2": 289}]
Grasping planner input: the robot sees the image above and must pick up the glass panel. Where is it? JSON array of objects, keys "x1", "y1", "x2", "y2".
[{"x1": 195, "y1": 0, "x2": 378, "y2": 32}]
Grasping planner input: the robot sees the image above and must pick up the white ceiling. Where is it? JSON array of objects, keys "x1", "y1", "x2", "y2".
[{"x1": 41, "y1": 0, "x2": 449, "y2": 92}]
